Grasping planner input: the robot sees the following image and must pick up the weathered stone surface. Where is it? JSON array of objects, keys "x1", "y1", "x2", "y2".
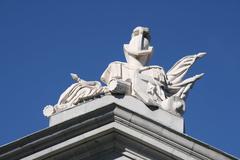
[
  {"x1": 49, "y1": 95, "x2": 184, "y2": 133},
  {"x1": 0, "y1": 95, "x2": 237, "y2": 160}
]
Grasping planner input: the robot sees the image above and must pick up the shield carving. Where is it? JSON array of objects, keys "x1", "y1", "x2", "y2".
[{"x1": 133, "y1": 66, "x2": 167, "y2": 107}]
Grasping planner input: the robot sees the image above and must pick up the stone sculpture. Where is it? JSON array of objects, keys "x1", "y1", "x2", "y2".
[
  {"x1": 43, "y1": 26, "x2": 205, "y2": 117},
  {"x1": 43, "y1": 74, "x2": 108, "y2": 117}
]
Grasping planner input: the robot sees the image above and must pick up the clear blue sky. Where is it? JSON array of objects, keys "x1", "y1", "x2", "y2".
[{"x1": 0, "y1": 0, "x2": 239, "y2": 158}]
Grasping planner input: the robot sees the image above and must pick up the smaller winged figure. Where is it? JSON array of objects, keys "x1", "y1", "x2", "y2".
[{"x1": 43, "y1": 73, "x2": 107, "y2": 117}]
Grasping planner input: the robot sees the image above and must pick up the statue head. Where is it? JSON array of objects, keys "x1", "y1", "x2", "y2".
[
  {"x1": 124, "y1": 26, "x2": 153, "y2": 67},
  {"x1": 131, "y1": 26, "x2": 151, "y2": 43}
]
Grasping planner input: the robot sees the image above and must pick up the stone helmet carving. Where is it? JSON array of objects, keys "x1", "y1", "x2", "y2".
[{"x1": 124, "y1": 26, "x2": 153, "y2": 66}]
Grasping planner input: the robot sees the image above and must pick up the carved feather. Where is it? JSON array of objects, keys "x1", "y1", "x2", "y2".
[{"x1": 166, "y1": 52, "x2": 206, "y2": 84}]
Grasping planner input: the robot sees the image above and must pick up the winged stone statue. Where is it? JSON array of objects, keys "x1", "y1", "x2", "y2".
[
  {"x1": 43, "y1": 26, "x2": 205, "y2": 117},
  {"x1": 101, "y1": 26, "x2": 206, "y2": 116}
]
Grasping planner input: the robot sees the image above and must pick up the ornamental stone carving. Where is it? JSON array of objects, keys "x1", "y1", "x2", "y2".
[{"x1": 43, "y1": 26, "x2": 206, "y2": 117}]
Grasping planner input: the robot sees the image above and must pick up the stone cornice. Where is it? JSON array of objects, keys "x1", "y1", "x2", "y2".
[{"x1": 0, "y1": 95, "x2": 237, "y2": 160}]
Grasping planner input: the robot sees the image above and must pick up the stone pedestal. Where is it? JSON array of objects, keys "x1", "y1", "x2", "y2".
[
  {"x1": 0, "y1": 95, "x2": 237, "y2": 160},
  {"x1": 49, "y1": 95, "x2": 184, "y2": 133}
]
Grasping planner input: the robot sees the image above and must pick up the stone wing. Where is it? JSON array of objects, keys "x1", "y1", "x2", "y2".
[{"x1": 166, "y1": 52, "x2": 206, "y2": 85}]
